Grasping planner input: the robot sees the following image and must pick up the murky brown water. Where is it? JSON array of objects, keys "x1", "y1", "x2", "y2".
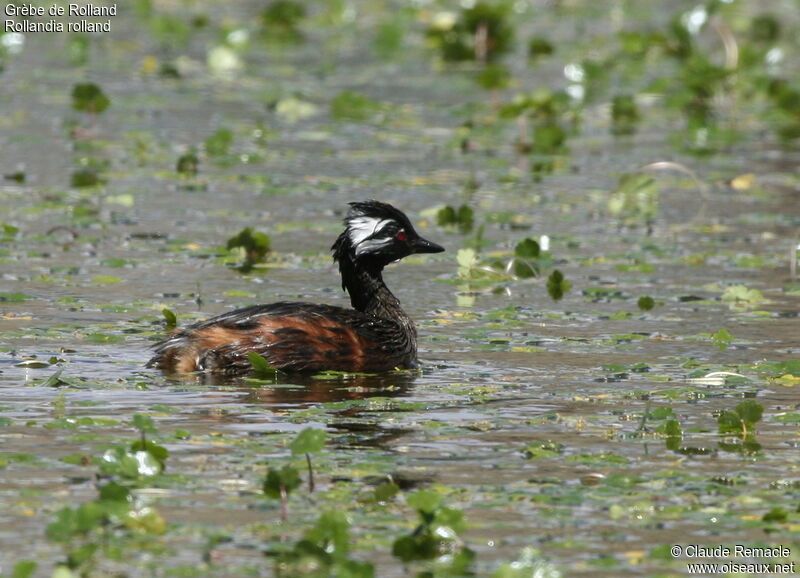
[{"x1": 2, "y1": 1, "x2": 799, "y2": 576}]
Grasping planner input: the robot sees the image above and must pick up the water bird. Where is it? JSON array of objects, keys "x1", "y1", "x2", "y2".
[{"x1": 148, "y1": 200, "x2": 444, "y2": 375}]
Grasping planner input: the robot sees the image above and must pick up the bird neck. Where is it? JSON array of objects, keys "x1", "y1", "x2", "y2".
[
  {"x1": 334, "y1": 248, "x2": 419, "y2": 365},
  {"x1": 339, "y1": 255, "x2": 411, "y2": 323}
]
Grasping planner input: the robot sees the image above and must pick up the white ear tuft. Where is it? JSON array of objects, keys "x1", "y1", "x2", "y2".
[{"x1": 347, "y1": 216, "x2": 393, "y2": 248}]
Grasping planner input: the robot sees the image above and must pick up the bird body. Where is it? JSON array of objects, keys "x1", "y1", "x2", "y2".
[{"x1": 147, "y1": 201, "x2": 444, "y2": 375}]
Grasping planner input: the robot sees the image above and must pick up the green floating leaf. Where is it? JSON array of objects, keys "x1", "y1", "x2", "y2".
[
  {"x1": 330, "y1": 90, "x2": 382, "y2": 122},
  {"x1": 513, "y1": 259, "x2": 538, "y2": 279},
  {"x1": 532, "y1": 122, "x2": 567, "y2": 155},
  {"x1": 607, "y1": 173, "x2": 660, "y2": 227},
  {"x1": 272, "y1": 510, "x2": 375, "y2": 577},
  {"x1": 83, "y1": 332, "x2": 123, "y2": 344},
  {"x1": 130, "y1": 439, "x2": 169, "y2": 469},
  {"x1": 176, "y1": 151, "x2": 199, "y2": 175},
  {"x1": 373, "y1": 481, "x2": 400, "y2": 502},
  {"x1": 717, "y1": 410, "x2": 742, "y2": 433},
  {"x1": 91, "y1": 275, "x2": 121, "y2": 285},
  {"x1": 4, "y1": 170, "x2": 25, "y2": 183},
  {"x1": 1, "y1": 222, "x2": 20, "y2": 240},
  {"x1": 528, "y1": 37, "x2": 554, "y2": 60},
  {"x1": 718, "y1": 400, "x2": 763, "y2": 434},
  {"x1": 375, "y1": 19, "x2": 404, "y2": 59},
  {"x1": 546, "y1": 269, "x2": 570, "y2": 301},
  {"x1": 11, "y1": 560, "x2": 38, "y2": 578},
  {"x1": 611, "y1": 94, "x2": 640, "y2": 136},
  {"x1": 392, "y1": 533, "x2": 440, "y2": 563},
  {"x1": 46, "y1": 499, "x2": 127, "y2": 543},
  {"x1": 721, "y1": 285, "x2": 765, "y2": 307},
  {"x1": 437, "y1": 204, "x2": 474, "y2": 233},
  {"x1": 0, "y1": 292, "x2": 34, "y2": 302},
  {"x1": 762, "y1": 507, "x2": 788, "y2": 523},
  {"x1": 226, "y1": 227, "x2": 271, "y2": 265},
  {"x1": 475, "y1": 64, "x2": 511, "y2": 91},
  {"x1": 637, "y1": 296, "x2": 655, "y2": 311},
  {"x1": 426, "y1": 1, "x2": 514, "y2": 62},
  {"x1": 71, "y1": 82, "x2": 110, "y2": 114},
  {"x1": 67, "y1": 33, "x2": 90, "y2": 66},
  {"x1": 161, "y1": 308, "x2": 177, "y2": 329},
  {"x1": 456, "y1": 247, "x2": 479, "y2": 279},
  {"x1": 132, "y1": 414, "x2": 157, "y2": 434},
  {"x1": 522, "y1": 440, "x2": 562, "y2": 460},
  {"x1": 305, "y1": 511, "x2": 351, "y2": 557},
  {"x1": 718, "y1": 434, "x2": 761, "y2": 456},
  {"x1": 101, "y1": 257, "x2": 128, "y2": 268},
  {"x1": 660, "y1": 418, "x2": 683, "y2": 451},
  {"x1": 261, "y1": 0, "x2": 305, "y2": 39},
  {"x1": 711, "y1": 327, "x2": 733, "y2": 351},
  {"x1": 263, "y1": 464, "x2": 301, "y2": 499},
  {"x1": 41, "y1": 369, "x2": 70, "y2": 388},
  {"x1": 392, "y1": 492, "x2": 469, "y2": 566},
  {"x1": 289, "y1": 427, "x2": 327, "y2": 455},
  {"x1": 514, "y1": 237, "x2": 540, "y2": 258},
  {"x1": 406, "y1": 489, "x2": 441, "y2": 514},
  {"x1": 71, "y1": 168, "x2": 104, "y2": 188},
  {"x1": 98, "y1": 480, "x2": 132, "y2": 503},
  {"x1": 773, "y1": 412, "x2": 800, "y2": 423},
  {"x1": 100, "y1": 445, "x2": 164, "y2": 479},
  {"x1": 205, "y1": 128, "x2": 234, "y2": 157},
  {"x1": 248, "y1": 352, "x2": 279, "y2": 377},
  {"x1": 735, "y1": 400, "x2": 763, "y2": 425},
  {"x1": 661, "y1": 419, "x2": 682, "y2": 437},
  {"x1": 46, "y1": 507, "x2": 92, "y2": 543},
  {"x1": 754, "y1": 360, "x2": 800, "y2": 378}
]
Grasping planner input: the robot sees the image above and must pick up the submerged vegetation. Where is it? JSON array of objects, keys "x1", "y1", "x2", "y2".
[{"x1": 1, "y1": 0, "x2": 799, "y2": 576}]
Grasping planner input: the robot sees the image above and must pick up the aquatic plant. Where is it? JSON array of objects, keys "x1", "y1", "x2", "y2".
[
  {"x1": 263, "y1": 464, "x2": 302, "y2": 521},
  {"x1": 426, "y1": 2, "x2": 514, "y2": 63},
  {"x1": 330, "y1": 90, "x2": 383, "y2": 122},
  {"x1": 611, "y1": 94, "x2": 640, "y2": 136},
  {"x1": 392, "y1": 490, "x2": 474, "y2": 571},
  {"x1": 269, "y1": 511, "x2": 375, "y2": 577},
  {"x1": 204, "y1": 128, "x2": 234, "y2": 157},
  {"x1": 527, "y1": 37, "x2": 553, "y2": 61},
  {"x1": 289, "y1": 427, "x2": 327, "y2": 493},
  {"x1": 718, "y1": 400, "x2": 763, "y2": 437},
  {"x1": 436, "y1": 204, "x2": 474, "y2": 233},
  {"x1": 225, "y1": 226, "x2": 272, "y2": 271},
  {"x1": 45, "y1": 415, "x2": 168, "y2": 576},
  {"x1": 637, "y1": 296, "x2": 655, "y2": 311},
  {"x1": 499, "y1": 88, "x2": 579, "y2": 177},
  {"x1": 546, "y1": 269, "x2": 570, "y2": 301},
  {"x1": 261, "y1": 0, "x2": 306, "y2": 41},
  {"x1": 606, "y1": 173, "x2": 661, "y2": 232},
  {"x1": 176, "y1": 150, "x2": 199, "y2": 175},
  {"x1": 71, "y1": 83, "x2": 110, "y2": 117}
]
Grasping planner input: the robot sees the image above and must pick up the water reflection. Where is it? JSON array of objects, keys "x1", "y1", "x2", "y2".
[{"x1": 162, "y1": 369, "x2": 418, "y2": 409}]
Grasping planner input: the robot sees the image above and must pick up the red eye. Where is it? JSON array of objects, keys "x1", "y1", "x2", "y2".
[{"x1": 396, "y1": 231, "x2": 407, "y2": 241}]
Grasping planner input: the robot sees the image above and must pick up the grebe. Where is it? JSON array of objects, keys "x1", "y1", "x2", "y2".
[{"x1": 147, "y1": 200, "x2": 444, "y2": 375}]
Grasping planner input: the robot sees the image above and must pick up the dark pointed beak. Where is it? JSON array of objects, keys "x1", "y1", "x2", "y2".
[{"x1": 412, "y1": 236, "x2": 445, "y2": 254}]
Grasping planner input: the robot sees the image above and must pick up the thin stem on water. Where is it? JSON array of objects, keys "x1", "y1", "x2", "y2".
[
  {"x1": 474, "y1": 22, "x2": 488, "y2": 64},
  {"x1": 279, "y1": 485, "x2": 288, "y2": 522},
  {"x1": 306, "y1": 453, "x2": 315, "y2": 493}
]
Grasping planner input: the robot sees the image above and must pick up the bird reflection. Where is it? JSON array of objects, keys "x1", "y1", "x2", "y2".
[
  {"x1": 243, "y1": 370, "x2": 417, "y2": 407},
  {"x1": 165, "y1": 368, "x2": 418, "y2": 409}
]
